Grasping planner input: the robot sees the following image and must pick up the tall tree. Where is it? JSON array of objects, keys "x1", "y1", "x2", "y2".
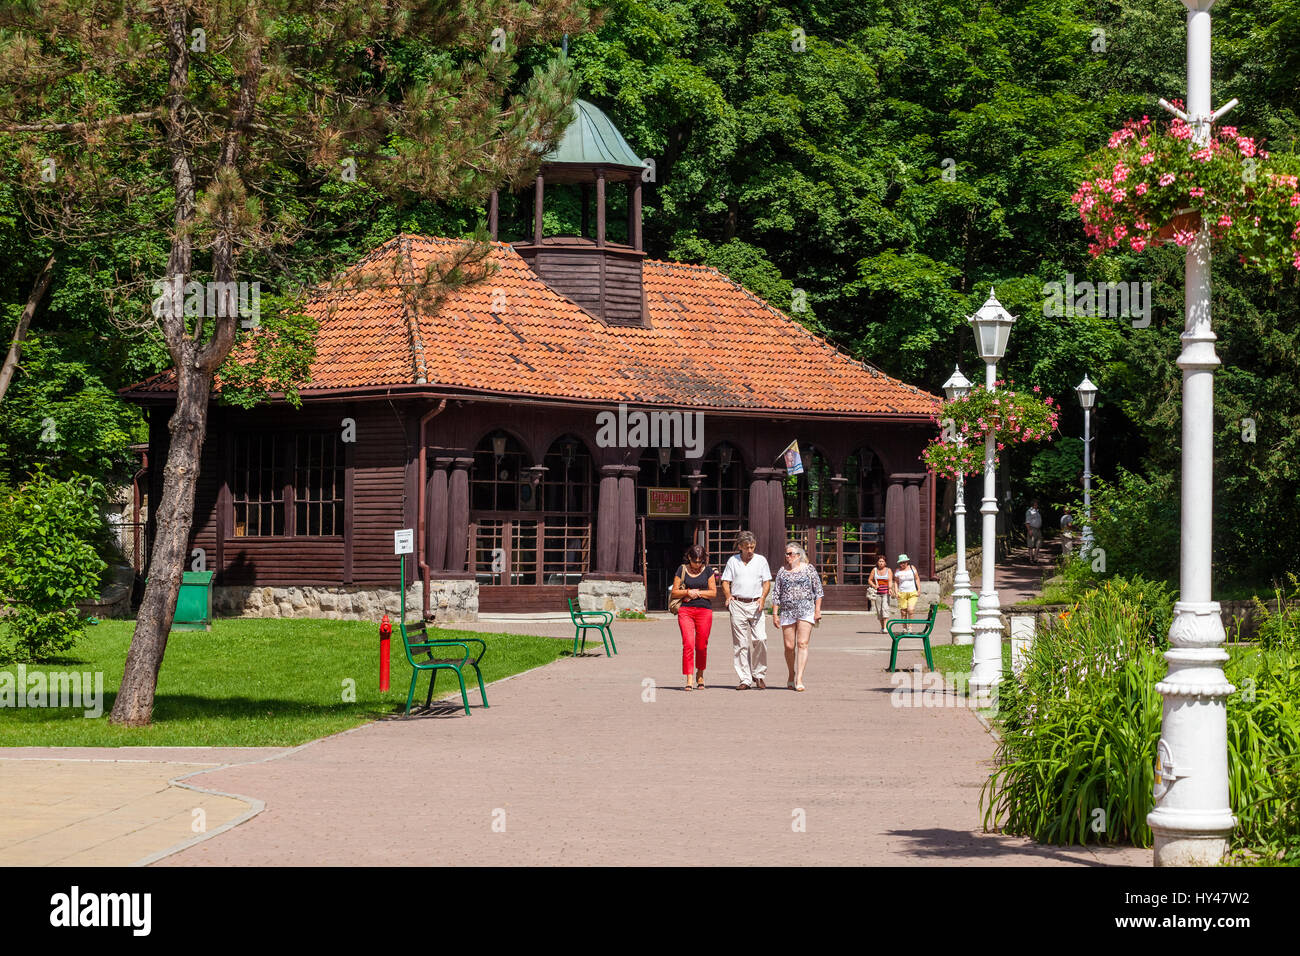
[{"x1": 0, "y1": 0, "x2": 589, "y2": 724}]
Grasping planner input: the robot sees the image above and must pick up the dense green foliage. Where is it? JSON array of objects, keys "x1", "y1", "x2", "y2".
[
  {"x1": 2, "y1": 0, "x2": 1298, "y2": 586},
  {"x1": 0, "y1": 469, "x2": 107, "y2": 662}
]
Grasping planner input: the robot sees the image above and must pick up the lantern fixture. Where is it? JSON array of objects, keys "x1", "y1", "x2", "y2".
[
  {"x1": 1075, "y1": 374, "x2": 1099, "y2": 410},
  {"x1": 968, "y1": 288, "x2": 1016, "y2": 364},
  {"x1": 942, "y1": 364, "x2": 973, "y2": 402}
]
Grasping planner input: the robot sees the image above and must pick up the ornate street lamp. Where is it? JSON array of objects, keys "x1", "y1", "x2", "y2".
[
  {"x1": 968, "y1": 289, "x2": 1015, "y2": 687},
  {"x1": 1075, "y1": 375, "x2": 1098, "y2": 553},
  {"x1": 942, "y1": 364, "x2": 974, "y2": 645},
  {"x1": 1146, "y1": 0, "x2": 1236, "y2": 867}
]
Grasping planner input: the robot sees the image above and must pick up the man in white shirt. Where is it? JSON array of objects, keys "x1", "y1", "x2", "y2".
[
  {"x1": 1025, "y1": 499, "x2": 1044, "y2": 564},
  {"x1": 720, "y1": 531, "x2": 773, "y2": 689}
]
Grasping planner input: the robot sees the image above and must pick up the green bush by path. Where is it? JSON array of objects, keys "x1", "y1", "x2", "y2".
[
  {"x1": 0, "y1": 469, "x2": 107, "y2": 663},
  {"x1": 0, "y1": 618, "x2": 572, "y2": 747},
  {"x1": 981, "y1": 578, "x2": 1300, "y2": 863}
]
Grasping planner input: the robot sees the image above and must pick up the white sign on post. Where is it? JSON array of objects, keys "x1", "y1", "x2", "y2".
[
  {"x1": 1010, "y1": 614, "x2": 1036, "y2": 678},
  {"x1": 393, "y1": 529, "x2": 414, "y2": 555}
]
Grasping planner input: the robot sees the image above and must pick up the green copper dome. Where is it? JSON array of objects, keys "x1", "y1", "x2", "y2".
[{"x1": 544, "y1": 99, "x2": 643, "y2": 168}]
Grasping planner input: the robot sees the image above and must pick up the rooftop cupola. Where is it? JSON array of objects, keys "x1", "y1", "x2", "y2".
[{"x1": 491, "y1": 99, "x2": 648, "y2": 326}]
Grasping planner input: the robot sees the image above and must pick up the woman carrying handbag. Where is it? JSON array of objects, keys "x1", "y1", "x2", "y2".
[
  {"x1": 867, "y1": 555, "x2": 893, "y2": 632},
  {"x1": 670, "y1": 545, "x2": 717, "y2": 691}
]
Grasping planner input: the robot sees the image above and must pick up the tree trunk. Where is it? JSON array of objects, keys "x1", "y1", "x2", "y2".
[
  {"x1": 0, "y1": 254, "x2": 56, "y2": 404},
  {"x1": 108, "y1": 360, "x2": 212, "y2": 725}
]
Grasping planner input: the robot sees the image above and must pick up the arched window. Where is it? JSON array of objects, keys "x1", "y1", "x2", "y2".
[
  {"x1": 541, "y1": 436, "x2": 595, "y2": 578},
  {"x1": 785, "y1": 446, "x2": 836, "y2": 519},
  {"x1": 697, "y1": 442, "x2": 744, "y2": 518},
  {"x1": 841, "y1": 446, "x2": 887, "y2": 584},
  {"x1": 471, "y1": 430, "x2": 532, "y2": 512},
  {"x1": 542, "y1": 435, "x2": 595, "y2": 514}
]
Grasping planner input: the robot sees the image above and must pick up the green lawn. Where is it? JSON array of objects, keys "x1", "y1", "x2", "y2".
[
  {"x1": 0, "y1": 619, "x2": 573, "y2": 747},
  {"x1": 930, "y1": 641, "x2": 1013, "y2": 678}
]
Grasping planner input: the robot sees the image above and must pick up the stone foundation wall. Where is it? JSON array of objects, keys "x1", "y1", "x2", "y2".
[
  {"x1": 579, "y1": 579, "x2": 647, "y2": 614},
  {"x1": 213, "y1": 583, "x2": 430, "y2": 622},
  {"x1": 424, "y1": 579, "x2": 479, "y2": 623}
]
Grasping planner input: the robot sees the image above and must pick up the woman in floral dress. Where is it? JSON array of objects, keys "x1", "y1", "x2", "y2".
[{"x1": 771, "y1": 542, "x2": 824, "y2": 691}]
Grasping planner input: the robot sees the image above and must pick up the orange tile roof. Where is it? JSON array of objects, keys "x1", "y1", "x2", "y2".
[{"x1": 126, "y1": 235, "x2": 937, "y2": 416}]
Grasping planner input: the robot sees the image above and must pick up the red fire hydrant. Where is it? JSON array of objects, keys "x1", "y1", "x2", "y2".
[{"x1": 379, "y1": 614, "x2": 392, "y2": 692}]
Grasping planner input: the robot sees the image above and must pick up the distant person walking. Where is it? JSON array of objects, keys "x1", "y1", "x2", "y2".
[
  {"x1": 671, "y1": 545, "x2": 717, "y2": 692},
  {"x1": 894, "y1": 554, "x2": 920, "y2": 631},
  {"x1": 772, "y1": 543, "x2": 823, "y2": 692},
  {"x1": 721, "y1": 531, "x2": 773, "y2": 690},
  {"x1": 867, "y1": 555, "x2": 893, "y2": 632},
  {"x1": 1060, "y1": 506, "x2": 1075, "y2": 557},
  {"x1": 1025, "y1": 498, "x2": 1044, "y2": 564}
]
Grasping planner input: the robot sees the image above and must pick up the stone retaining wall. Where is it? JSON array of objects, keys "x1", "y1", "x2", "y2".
[
  {"x1": 935, "y1": 548, "x2": 983, "y2": 600},
  {"x1": 579, "y1": 579, "x2": 647, "y2": 614},
  {"x1": 213, "y1": 582, "x2": 421, "y2": 622}
]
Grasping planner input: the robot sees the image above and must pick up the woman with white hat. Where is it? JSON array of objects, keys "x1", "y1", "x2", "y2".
[{"x1": 894, "y1": 554, "x2": 920, "y2": 631}]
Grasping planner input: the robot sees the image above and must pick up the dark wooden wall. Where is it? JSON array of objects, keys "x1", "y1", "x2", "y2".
[{"x1": 149, "y1": 401, "x2": 412, "y2": 588}]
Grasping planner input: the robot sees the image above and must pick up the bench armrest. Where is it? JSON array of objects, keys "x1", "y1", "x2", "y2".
[
  {"x1": 408, "y1": 640, "x2": 472, "y2": 665},
  {"x1": 885, "y1": 620, "x2": 930, "y2": 638},
  {"x1": 573, "y1": 609, "x2": 613, "y2": 624}
]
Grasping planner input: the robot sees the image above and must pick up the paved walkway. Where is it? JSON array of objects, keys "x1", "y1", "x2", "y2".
[
  {"x1": 2, "y1": 550, "x2": 1149, "y2": 867},
  {"x1": 0, "y1": 750, "x2": 272, "y2": 865}
]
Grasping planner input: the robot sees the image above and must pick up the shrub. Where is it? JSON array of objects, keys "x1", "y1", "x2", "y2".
[
  {"x1": 1075, "y1": 467, "x2": 1180, "y2": 584},
  {"x1": 1252, "y1": 574, "x2": 1300, "y2": 653},
  {"x1": 983, "y1": 576, "x2": 1300, "y2": 860},
  {"x1": 0, "y1": 469, "x2": 107, "y2": 662}
]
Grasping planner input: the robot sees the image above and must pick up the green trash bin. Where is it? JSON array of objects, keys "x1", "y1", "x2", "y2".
[{"x1": 174, "y1": 571, "x2": 214, "y2": 631}]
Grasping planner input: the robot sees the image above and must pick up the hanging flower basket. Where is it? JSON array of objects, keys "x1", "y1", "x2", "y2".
[
  {"x1": 1072, "y1": 112, "x2": 1300, "y2": 274},
  {"x1": 922, "y1": 382, "x2": 1059, "y2": 480}
]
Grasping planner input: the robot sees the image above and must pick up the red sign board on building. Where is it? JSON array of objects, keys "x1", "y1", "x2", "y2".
[{"x1": 647, "y1": 487, "x2": 690, "y2": 517}]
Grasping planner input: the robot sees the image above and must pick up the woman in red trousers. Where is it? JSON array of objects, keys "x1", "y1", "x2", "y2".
[{"x1": 672, "y1": 544, "x2": 717, "y2": 691}]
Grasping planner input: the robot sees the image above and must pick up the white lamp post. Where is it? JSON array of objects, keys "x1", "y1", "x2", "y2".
[
  {"x1": 1075, "y1": 375, "x2": 1098, "y2": 554},
  {"x1": 1146, "y1": 0, "x2": 1236, "y2": 867},
  {"x1": 968, "y1": 289, "x2": 1015, "y2": 687},
  {"x1": 942, "y1": 365, "x2": 974, "y2": 645}
]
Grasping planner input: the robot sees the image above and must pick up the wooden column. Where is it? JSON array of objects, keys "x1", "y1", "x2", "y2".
[
  {"x1": 533, "y1": 174, "x2": 544, "y2": 244},
  {"x1": 596, "y1": 464, "x2": 621, "y2": 572},
  {"x1": 904, "y1": 480, "x2": 921, "y2": 562},
  {"x1": 755, "y1": 467, "x2": 786, "y2": 557},
  {"x1": 581, "y1": 183, "x2": 590, "y2": 239},
  {"x1": 446, "y1": 457, "x2": 473, "y2": 573},
  {"x1": 616, "y1": 465, "x2": 638, "y2": 573},
  {"x1": 884, "y1": 479, "x2": 905, "y2": 565},
  {"x1": 595, "y1": 167, "x2": 606, "y2": 247},
  {"x1": 427, "y1": 457, "x2": 451, "y2": 572},
  {"x1": 488, "y1": 189, "x2": 499, "y2": 242},
  {"x1": 747, "y1": 473, "x2": 770, "y2": 561},
  {"x1": 629, "y1": 176, "x2": 642, "y2": 251}
]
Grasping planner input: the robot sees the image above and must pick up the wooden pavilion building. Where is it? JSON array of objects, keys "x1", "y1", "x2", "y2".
[{"x1": 124, "y1": 100, "x2": 939, "y2": 619}]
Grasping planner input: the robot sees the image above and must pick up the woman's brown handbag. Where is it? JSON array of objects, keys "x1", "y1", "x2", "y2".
[{"x1": 668, "y1": 564, "x2": 686, "y2": 614}]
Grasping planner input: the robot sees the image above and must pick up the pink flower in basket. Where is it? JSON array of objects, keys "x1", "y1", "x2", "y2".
[{"x1": 1159, "y1": 172, "x2": 1176, "y2": 187}]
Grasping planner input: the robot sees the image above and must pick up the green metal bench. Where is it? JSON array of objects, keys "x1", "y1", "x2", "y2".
[
  {"x1": 566, "y1": 598, "x2": 617, "y2": 657},
  {"x1": 887, "y1": 602, "x2": 938, "y2": 672},
  {"x1": 398, "y1": 617, "x2": 488, "y2": 716}
]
